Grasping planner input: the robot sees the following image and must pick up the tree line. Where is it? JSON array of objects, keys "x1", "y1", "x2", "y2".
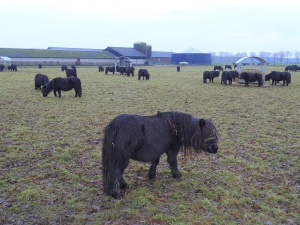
[{"x1": 208, "y1": 51, "x2": 300, "y2": 64}]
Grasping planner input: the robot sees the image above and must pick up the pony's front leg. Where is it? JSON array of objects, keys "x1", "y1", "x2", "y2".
[
  {"x1": 148, "y1": 158, "x2": 160, "y2": 179},
  {"x1": 54, "y1": 90, "x2": 57, "y2": 97},
  {"x1": 58, "y1": 90, "x2": 61, "y2": 97},
  {"x1": 167, "y1": 148, "x2": 181, "y2": 179}
]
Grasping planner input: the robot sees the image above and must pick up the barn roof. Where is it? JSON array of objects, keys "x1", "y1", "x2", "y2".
[
  {"x1": 0, "y1": 56, "x2": 11, "y2": 61},
  {"x1": 0, "y1": 48, "x2": 116, "y2": 59},
  {"x1": 104, "y1": 47, "x2": 147, "y2": 59},
  {"x1": 176, "y1": 47, "x2": 209, "y2": 54},
  {"x1": 235, "y1": 57, "x2": 268, "y2": 64},
  {"x1": 152, "y1": 51, "x2": 174, "y2": 57}
]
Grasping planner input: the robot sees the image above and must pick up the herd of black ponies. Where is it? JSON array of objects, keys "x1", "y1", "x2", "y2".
[{"x1": 2, "y1": 62, "x2": 298, "y2": 198}]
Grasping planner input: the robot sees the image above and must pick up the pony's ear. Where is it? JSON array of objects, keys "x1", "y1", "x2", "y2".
[{"x1": 199, "y1": 119, "x2": 206, "y2": 127}]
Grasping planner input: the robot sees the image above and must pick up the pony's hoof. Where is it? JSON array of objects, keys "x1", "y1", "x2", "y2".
[
  {"x1": 148, "y1": 173, "x2": 156, "y2": 180},
  {"x1": 173, "y1": 172, "x2": 182, "y2": 179}
]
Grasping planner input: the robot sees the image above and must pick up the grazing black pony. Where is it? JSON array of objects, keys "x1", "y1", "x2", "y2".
[
  {"x1": 177, "y1": 66, "x2": 180, "y2": 72},
  {"x1": 102, "y1": 111, "x2": 219, "y2": 199},
  {"x1": 34, "y1": 73, "x2": 49, "y2": 90},
  {"x1": 41, "y1": 77, "x2": 82, "y2": 97},
  {"x1": 116, "y1": 66, "x2": 126, "y2": 75},
  {"x1": 240, "y1": 72, "x2": 262, "y2": 87},
  {"x1": 225, "y1": 65, "x2": 232, "y2": 69},
  {"x1": 229, "y1": 70, "x2": 239, "y2": 82},
  {"x1": 203, "y1": 71, "x2": 220, "y2": 83},
  {"x1": 61, "y1": 65, "x2": 68, "y2": 71},
  {"x1": 214, "y1": 66, "x2": 223, "y2": 71},
  {"x1": 105, "y1": 66, "x2": 115, "y2": 75},
  {"x1": 0, "y1": 65, "x2": 4, "y2": 71},
  {"x1": 126, "y1": 67, "x2": 135, "y2": 77},
  {"x1": 221, "y1": 71, "x2": 232, "y2": 85},
  {"x1": 265, "y1": 71, "x2": 291, "y2": 86},
  {"x1": 8, "y1": 64, "x2": 17, "y2": 71},
  {"x1": 98, "y1": 66, "x2": 104, "y2": 72},
  {"x1": 38, "y1": 64, "x2": 42, "y2": 69},
  {"x1": 138, "y1": 69, "x2": 150, "y2": 80},
  {"x1": 65, "y1": 68, "x2": 77, "y2": 77}
]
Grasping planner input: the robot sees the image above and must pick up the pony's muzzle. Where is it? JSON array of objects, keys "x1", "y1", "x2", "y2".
[{"x1": 205, "y1": 144, "x2": 218, "y2": 154}]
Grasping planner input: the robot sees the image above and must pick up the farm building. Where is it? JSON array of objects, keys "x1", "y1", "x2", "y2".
[
  {"x1": 151, "y1": 51, "x2": 173, "y2": 64},
  {"x1": 171, "y1": 48, "x2": 212, "y2": 65},
  {"x1": 0, "y1": 46, "x2": 148, "y2": 66}
]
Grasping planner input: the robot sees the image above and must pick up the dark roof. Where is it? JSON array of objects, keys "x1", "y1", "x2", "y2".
[
  {"x1": 0, "y1": 48, "x2": 116, "y2": 59},
  {"x1": 152, "y1": 51, "x2": 174, "y2": 58},
  {"x1": 104, "y1": 47, "x2": 147, "y2": 59}
]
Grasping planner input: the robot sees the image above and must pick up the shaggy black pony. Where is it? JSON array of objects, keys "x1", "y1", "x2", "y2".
[
  {"x1": 61, "y1": 65, "x2": 68, "y2": 71},
  {"x1": 41, "y1": 77, "x2": 82, "y2": 97},
  {"x1": 214, "y1": 66, "x2": 223, "y2": 71},
  {"x1": 203, "y1": 71, "x2": 220, "y2": 83},
  {"x1": 138, "y1": 69, "x2": 150, "y2": 80},
  {"x1": 65, "y1": 68, "x2": 77, "y2": 77},
  {"x1": 221, "y1": 71, "x2": 232, "y2": 85},
  {"x1": 225, "y1": 65, "x2": 232, "y2": 69},
  {"x1": 34, "y1": 73, "x2": 49, "y2": 90},
  {"x1": 116, "y1": 66, "x2": 126, "y2": 75},
  {"x1": 98, "y1": 66, "x2": 104, "y2": 72},
  {"x1": 126, "y1": 67, "x2": 135, "y2": 77},
  {"x1": 8, "y1": 64, "x2": 17, "y2": 71},
  {"x1": 177, "y1": 66, "x2": 180, "y2": 72},
  {"x1": 265, "y1": 71, "x2": 291, "y2": 86},
  {"x1": 102, "y1": 111, "x2": 219, "y2": 199},
  {"x1": 105, "y1": 66, "x2": 115, "y2": 75},
  {"x1": 240, "y1": 72, "x2": 262, "y2": 87},
  {"x1": 38, "y1": 64, "x2": 42, "y2": 69}
]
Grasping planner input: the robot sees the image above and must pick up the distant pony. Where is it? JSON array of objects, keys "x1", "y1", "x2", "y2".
[
  {"x1": 102, "y1": 111, "x2": 219, "y2": 199},
  {"x1": 225, "y1": 65, "x2": 232, "y2": 69},
  {"x1": 203, "y1": 71, "x2": 220, "y2": 83},
  {"x1": 42, "y1": 77, "x2": 82, "y2": 97},
  {"x1": 138, "y1": 69, "x2": 150, "y2": 80},
  {"x1": 34, "y1": 73, "x2": 49, "y2": 90},
  {"x1": 214, "y1": 66, "x2": 223, "y2": 71},
  {"x1": 177, "y1": 66, "x2": 180, "y2": 72}
]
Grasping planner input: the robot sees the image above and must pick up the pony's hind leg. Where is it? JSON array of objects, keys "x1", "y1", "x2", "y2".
[
  {"x1": 148, "y1": 158, "x2": 160, "y2": 179},
  {"x1": 112, "y1": 159, "x2": 129, "y2": 199}
]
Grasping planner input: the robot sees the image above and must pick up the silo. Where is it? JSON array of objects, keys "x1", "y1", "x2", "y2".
[{"x1": 171, "y1": 48, "x2": 212, "y2": 65}]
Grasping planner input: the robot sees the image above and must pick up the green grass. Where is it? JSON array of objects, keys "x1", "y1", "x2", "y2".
[{"x1": 0, "y1": 65, "x2": 299, "y2": 224}]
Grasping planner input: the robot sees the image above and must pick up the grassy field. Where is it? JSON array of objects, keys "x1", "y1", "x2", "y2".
[{"x1": 0, "y1": 65, "x2": 299, "y2": 225}]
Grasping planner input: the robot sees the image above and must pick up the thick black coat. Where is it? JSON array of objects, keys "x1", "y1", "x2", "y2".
[
  {"x1": 8, "y1": 64, "x2": 17, "y2": 71},
  {"x1": 41, "y1": 77, "x2": 82, "y2": 97},
  {"x1": 38, "y1": 64, "x2": 42, "y2": 69},
  {"x1": 102, "y1": 111, "x2": 219, "y2": 199},
  {"x1": 126, "y1": 67, "x2": 135, "y2": 77},
  {"x1": 240, "y1": 72, "x2": 262, "y2": 87},
  {"x1": 98, "y1": 66, "x2": 104, "y2": 72},
  {"x1": 225, "y1": 65, "x2": 232, "y2": 69},
  {"x1": 116, "y1": 66, "x2": 126, "y2": 75},
  {"x1": 138, "y1": 69, "x2": 150, "y2": 80},
  {"x1": 221, "y1": 71, "x2": 233, "y2": 85},
  {"x1": 66, "y1": 68, "x2": 77, "y2": 77},
  {"x1": 61, "y1": 65, "x2": 68, "y2": 71},
  {"x1": 34, "y1": 73, "x2": 49, "y2": 90},
  {"x1": 214, "y1": 66, "x2": 223, "y2": 71},
  {"x1": 265, "y1": 71, "x2": 291, "y2": 86},
  {"x1": 203, "y1": 71, "x2": 220, "y2": 83},
  {"x1": 105, "y1": 66, "x2": 115, "y2": 75},
  {"x1": 177, "y1": 66, "x2": 180, "y2": 72},
  {"x1": 229, "y1": 70, "x2": 239, "y2": 81}
]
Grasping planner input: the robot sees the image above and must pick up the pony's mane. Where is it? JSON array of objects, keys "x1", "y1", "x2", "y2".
[{"x1": 158, "y1": 111, "x2": 218, "y2": 155}]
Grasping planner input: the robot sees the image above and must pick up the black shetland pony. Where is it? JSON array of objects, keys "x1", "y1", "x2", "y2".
[
  {"x1": 203, "y1": 71, "x2": 220, "y2": 83},
  {"x1": 105, "y1": 66, "x2": 115, "y2": 75},
  {"x1": 102, "y1": 111, "x2": 219, "y2": 199},
  {"x1": 265, "y1": 71, "x2": 291, "y2": 86},
  {"x1": 138, "y1": 69, "x2": 150, "y2": 80},
  {"x1": 225, "y1": 65, "x2": 232, "y2": 69},
  {"x1": 214, "y1": 66, "x2": 223, "y2": 71},
  {"x1": 41, "y1": 77, "x2": 82, "y2": 97},
  {"x1": 177, "y1": 66, "x2": 180, "y2": 72},
  {"x1": 221, "y1": 71, "x2": 232, "y2": 85},
  {"x1": 240, "y1": 72, "x2": 262, "y2": 87},
  {"x1": 66, "y1": 68, "x2": 77, "y2": 77},
  {"x1": 35, "y1": 73, "x2": 49, "y2": 90},
  {"x1": 98, "y1": 66, "x2": 104, "y2": 72}
]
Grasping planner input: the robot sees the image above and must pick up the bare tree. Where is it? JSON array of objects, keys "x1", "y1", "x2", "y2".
[
  {"x1": 265, "y1": 52, "x2": 272, "y2": 62},
  {"x1": 208, "y1": 52, "x2": 217, "y2": 63},
  {"x1": 259, "y1": 52, "x2": 266, "y2": 58},
  {"x1": 285, "y1": 51, "x2": 292, "y2": 63},
  {"x1": 249, "y1": 52, "x2": 256, "y2": 63},
  {"x1": 279, "y1": 51, "x2": 285, "y2": 63},
  {"x1": 272, "y1": 52, "x2": 279, "y2": 64},
  {"x1": 294, "y1": 51, "x2": 300, "y2": 63},
  {"x1": 241, "y1": 52, "x2": 248, "y2": 57}
]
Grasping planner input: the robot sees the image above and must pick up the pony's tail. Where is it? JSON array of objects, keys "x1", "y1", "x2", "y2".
[{"x1": 102, "y1": 123, "x2": 117, "y2": 195}]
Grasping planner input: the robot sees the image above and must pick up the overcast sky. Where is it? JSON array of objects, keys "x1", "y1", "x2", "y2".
[{"x1": 1, "y1": 0, "x2": 299, "y2": 55}]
